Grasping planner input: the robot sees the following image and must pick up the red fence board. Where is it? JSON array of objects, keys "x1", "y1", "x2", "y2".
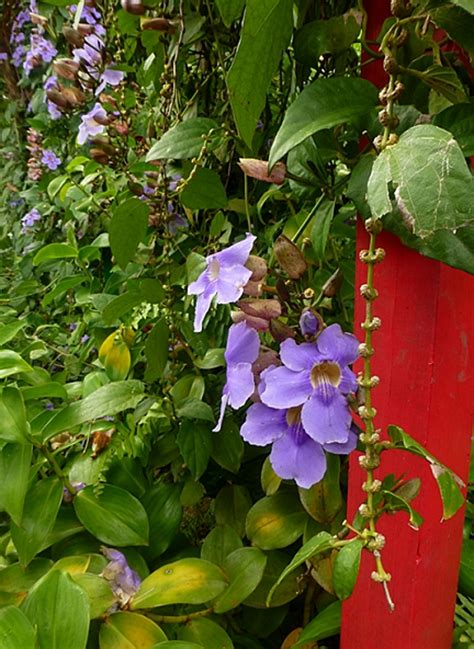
[{"x1": 340, "y1": 3, "x2": 474, "y2": 647}]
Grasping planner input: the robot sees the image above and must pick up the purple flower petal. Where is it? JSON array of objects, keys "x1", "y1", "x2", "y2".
[
  {"x1": 226, "y1": 362, "x2": 255, "y2": 409},
  {"x1": 323, "y1": 428, "x2": 358, "y2": 454},
  {"x1": 193, "y1": 287, "x2": 214, "y2": 332},
  {"x1": 270, "y1": 426, "x2": 327, "y2": 489},
  {"x1": 225, "y1": 321, "x2": 260, "y2": 366},
  {"x1": 280, "y1": 338, "x2": 321, "y2": 372},
  {"x1": 301, "y1": 389, "x2": 351, "y2": 444},
  {"x1": 240, "y1": 403, "x2": 287, "y2": 446},
  {"x1": 260, "y1": 366, "x2": 312, "y2": 409},
  {"x1": 215, "y1": 233, "x2": 256, "y2": 266},
  {"x1": 339, "y1": 367, "x2": 357, "y2": 394},
  {"x1": 214, "y1": 266, "x2": 253, "y2": 303},
  {"x1": 316, "y1": 323, "x2": 359, "y2": 366}
]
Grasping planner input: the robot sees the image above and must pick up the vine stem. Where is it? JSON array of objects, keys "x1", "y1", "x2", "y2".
[{"x1": 147, "y1": 607, "x2": 213, "y2": 624}]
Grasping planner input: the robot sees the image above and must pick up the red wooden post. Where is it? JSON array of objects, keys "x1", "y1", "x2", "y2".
[{"x1": 340, "y1": 3, "x2": 474, "y2": 648}]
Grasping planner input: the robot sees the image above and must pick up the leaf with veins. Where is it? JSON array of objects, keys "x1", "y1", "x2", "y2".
[{"x1": 367, "y1": 125, "x2": 474, "y2": 238}]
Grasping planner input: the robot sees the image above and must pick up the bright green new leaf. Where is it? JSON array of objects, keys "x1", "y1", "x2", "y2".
[
  {"x1": 382, "y1": 490, "x2": 424, "y2": 529},
  {"x1": 21, "y1": 570, "x2": 89, "y2": 649},
  {"x1": 131, "y1": 558, "x2": 228, "y2": 609},
  {"x1": 333, "y1": 539, "x2": 364, "y2": 600},
  {"x1": 0, "y1": 559, "x2": 52, "y2": 594},
  {"x1": 0, "y1": 351, "x2": 33, "y2": 380},
  {"x1": 109, "y1": 197, "x2": 149, "y2": 269},
  {"x1": 152, "y1": 643, "x2": 203, "y2": 649},
  {"x1": 310, "y1": 199, "x2": 335, "y2": 261},
  {"x1": 99, "y1": 612, "x2": 167, "y2": 648},
  {"x1": 73, "y1": 574, "x2": 115, "y2": 619},
  {"x1": 214, "y1": 547, "x2": 267, "y2": 613},
  {"x1": 74, "y1": 484, "x2": 149, "y2": 546},
  {"x1": 269, "y1": 77, "x2": 378, "y2": 167},
  {"x1": 33, "y1": 243, "x2": 78, "y2": 265},
  {"x1": 146, "y1": 118, "x2": 219, "y2": 160},
  {"x1": 0, "y1": 321, "x2": 26, "y2": 346},
  {"x1": 0, "y1": 442, "x2": 32, "y2": 524},
  {"x1": 0, "y1": 607, "x2": 36, "y2": 649},
  {"x1": 246, "y1": 492, "x2": 308, "y2": 550},
  {"x1": 227, "y1": 0, "x2": 293, "y2": 148}
]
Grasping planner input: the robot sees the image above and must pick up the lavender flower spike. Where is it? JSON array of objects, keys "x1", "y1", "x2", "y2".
[
  {"x1": 214, "y1": 321, "x2": 260, "y2": 432},
  {"x1": 77, "y1": 103, "x2": 107, "y2": 145},
  {"x1": 188, "y1": 233, "x2": 256, "y2": 332}
]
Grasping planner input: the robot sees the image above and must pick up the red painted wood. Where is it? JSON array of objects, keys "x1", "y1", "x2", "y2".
[{"x1": 340, "y1": 3, "x2": 474, "y2": 648}]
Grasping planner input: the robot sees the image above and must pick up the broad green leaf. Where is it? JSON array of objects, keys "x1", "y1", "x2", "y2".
[
  {"x1": 295, "y1": 600, "x2": 341, "y2": 647},
  {"x1": 310, "y1": 199, "x2": 335, "y2": 261},
  {"x1": 146, "y1": 118, "x2": 219, "y2": 160},
  {"x1": 99, "y1": 612, "x2": 167, "y2": 648},
  {"x1": 214, "y1": 547, "x2": 267, "y2": 613},
  {"x1": 244, "y1": 550, "x2": 305, "y2": 608},
  {"x1": 215, "y1": 0, "x2": 245, "y2": 26},
  {"x1": 0, "y1": 442, "x2": 32, "y2": 524},
  {"x1": 131, "y1": 558, "x2": 228, "y2": 609},
  {"x1": 269, "y1": 77, "x2": 378, "y2": 167},
  {"x1": 40, "y1": 380, "x2": 145, "y2": 440},
  {"x1": 109, "y1": 198, "x2": 149, "y2": 269},
  {"x1": 0, "y1": 607, "x2": 36, "y2": 649},
  {"x1": 175, "y1": 398, "x2": 215, "y2": 422},
  {"x1": 73, "y1": 574, "x2": 115, "y2": 619},
  {"x1": 152, "y1": 643, "x2": 203, "y2": 649},
  {"x1": 33, "y1": 243, "x2": 78, "y2": 265},
  {"x1": 107, "y1": 457, "x2": 147, "y2": 498},
  {"x1": 0, "y1": 559, "x2": 52, "y2": 593},
  {"x1": 267, "y1": 531, "x2": 333, "y2": 604},
  {"x1": 227, "y1": 0, "x2": 293, "y2": 147},
  {"x1": 298, "y1": 455, "x2": 343, "y2": 523},
  {"x1": 194, "y1": 348, "x2": 225, "y2": 369},
  {"x1": 180, "y1": 168, "x2": 228, "y2": 210},
  {"x1": 431, "y1": 5, "x2": 474, "y2": 61},
  {"x1": 382, "y1": 490, "x2": 424, "y2": 529},
  {"x1": 179, "y1": 618, "x2": 234, "y2": 649},
  {"x1": 246, "y1": 492, "x2": 308, "y2": 550},
  {"x1": 42, "y1": 276, "x2": 85, "y2": 307},
  {"x1": 261, "y1": 458, "x2": 282, "y2": 496},
  {"x1": 332, "y1": 539, "x2": 364, "y2": 600},
  {"x1": 142, "y1": 483, "x2": 182, "y2": 560},
  {"x1": 0, "y1": 320, "x2": 26, "y2": 346},
  {"x1": 201, "y1": 525, "x2": 243, "y2": 568},
  {"x1": 11, "y1": 478, "x2": 63, "y2": 566},
  {"x1": 144, "y1": 319, "x2": 169, "y2": 382},
  {"x1": 74, "y1": 484, "x2": 149, "y2": 546},
  {"x1": 21, "y1": 382, "x2": 68, "y2": 401},
  {"x1": 21, "y1": 570, "x2": 89, "y2": 649},
  {"x1": 102, "y1": 279, "x2": 165, "y2": 324},
  {"x1": 0, "y1": 351, "x2": 33, "y2": 380},
  {"x1": 0, "y1": 386, "x2": 29, "y2": 443},
  {"x1": 294, "y1": 10, "x2": 362, "y2": 64},
  {"x1": 211, "y1": 418, "x2": 244, "y2": 474},
  {"x1": 433, "y1": 103, "x2": 474, "y2": 156},
  {"x1": 419, "y1": 64, "x2": 467, "y2": 104},
  {"x1": 215, "y1": 484, "x2": 252, "y2": 538},
  {"x1": 368, "y1": 124, "x2": 474, "y2": 238},
  {"x1": 177, "y1": 420, "x2": 212, "y2": 479}
]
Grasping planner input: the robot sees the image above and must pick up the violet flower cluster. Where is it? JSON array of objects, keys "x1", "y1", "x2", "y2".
[{"x1": 10, "y1": 1, "x2": 57, "y2": 75}]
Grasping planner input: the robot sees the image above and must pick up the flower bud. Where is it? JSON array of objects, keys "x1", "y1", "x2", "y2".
[
  {"x1": 299, "y1": 309, "x2": 321, "y2": 337},
  {"x1": 62, "y1": 26, "x2": 84, "y2": 47},
  {"x1": 238, "y1": 158, "x2": 286, "y2": 185},
  {"x1": 90, "y1": 148, "x2": 110, "y2": 165},
  {"x1": 77, "y1": 23, "x2": 95, "y2": 36},
  {"x1": 274, "y1": 235, "x2": 307, "y2": 279},
  {"x1": 46, "y1": 88, "x2": 69, "y2": 108},
  {"x1": 269, "y1": 319, "x2": 295, "y2": 343},
  {"x1": 245, "y1": 255, "x2": 267, "y2": 281},
  {"x1": 231, "y1": 311, "x2": 269, "y2": 332},
  {"x1": 121, "y1": 0, "x2": 146, "y2": 14},
  {"x1": 62, "y1": 86, "x2": 86, "y2": 106},
  {"x1": 242, "y1": 279, "x2": 263, "y2": 297},
  {"x1": 141, "y1": 17, "x2": 176, "y2": 34},
  {"x1": 53, "y1": 58, "x2": 80, "y2": 80},
  {"x1": 89, "y1": 136, "x2": 116, "y2": 155},
  {"x1": 238, "y1": 298, "x2": 281, "y2": 321}
]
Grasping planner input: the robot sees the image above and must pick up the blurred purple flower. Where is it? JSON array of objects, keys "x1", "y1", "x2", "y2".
[
  {"x1": 166, "y1": 211, "x2": 188, "y2": 235},
  {"x1": 0, "y1": 53, "x2": 7, "y2": 62},
  {"x1": 23, "y1": 31, "x2": 57, "y2": 75},
  {"x1": 260, "y1": 324, "x2": 359, "y2": 445},
  {"x1": 77, "y1": 103, "x2": 107, "y2": 144},
  {"x1": 44, "y1": 76, "x2": 62, "y2": 120},
  {"x1": 101, "y1": 547, "x2": 141, "y2": 604},
  {"x1": 68, "y1": 323, "x2": 77, "y2": 331},
  {"x1": 95, "y1": 67, "x2": 125, "y2": 95},
  {"x1": 21, "y1": 208, "x2": 41, "y2": 233},
  {"x1": 214, "y1": 321, "x2": 260, "y2": 432},
  {"x1": 41, "y1": 149, "x2": 61, "y2": 170},
  {"x1": 241, "y1": 402, "x2": 357, "y2": 488},
  {"x1": 80, "y1": 334, "x2": 90, "y2": 343},
  {"x1": 63, "y1": 481, "x2": 86, "y2": 503},
  {"x1": 168, "y1": 173, "x2": 182, "y2": 192},
  {"x1": 188, "y1": 233, "x2": 256, "y2": 332},
  {"x1": 73, "y1": 33, "x2": 104, "y2": 67}
]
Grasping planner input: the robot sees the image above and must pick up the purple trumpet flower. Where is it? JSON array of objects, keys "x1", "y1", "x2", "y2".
[
  {"x1": 241, "y1": 401, "x2": 357, "y2": 488},
  {"x1": 214, "y1": 321, "x2": 260, "y2": 432},
  {"x1": 41, "y1": 149, "x2": 61, "y2": 170},
  {"x1": 21, "y1": 208, "x2": 41, "y2": 233},
  {"x1": 188, "y1": 233, "x2": 256, "y2": 332},
  {"x1": 259, "y1": 324, "x2": 359, "y2": 445},
  {"x1": 101, "y1": 547, "x2": 141, "y2": 604},
  {"x1": 77, "y1": 103, "x2": 107, "y2": 144}
]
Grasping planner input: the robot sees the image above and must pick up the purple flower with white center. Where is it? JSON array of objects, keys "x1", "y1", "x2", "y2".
[
  {"x1": 41, "y1": 149, "x2": 61, "y2": 170},
  {"x1": 21, "y1": 208, "x2": 41, "y2": 233},
  {"x1": 77, "y1": 103, "x2": 107, "y2": 144},
  {"x1": 188, "y1": 233, "x2": 256, "y2": 332},
  {"x1": 95, "y1": 67, "x2": 125, "y2": 95},
  {"x1": 259, "y1": 324, "x2": 359, "y2": 445},
  {"x1": 241, "y1": 401, "x2": 357, "y2": 488},
  {"x1": 214, "y1": 321, "x2": 260, "y2": 432},
  {"x1": 101, "y1": 547, "x2": 141, "y2": 604}
]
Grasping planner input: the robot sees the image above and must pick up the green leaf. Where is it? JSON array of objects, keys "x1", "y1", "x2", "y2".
[
  {"x1": 73, "y1": 574, "x2": 115, "y2": 619},
  {"x1": 298, "y1": 454, "x2": 343, "y2": 523},
  {"x1": 310, "y1": 199, "x2": 335, "y2": 260},
  {"x1": 22, "y1": 382, "x2": 68, "y2": 401},
  {"x1": 42, "y1": 276, "x2": 85, "y2": 307},
  {"x1": 194, "y1": 348, "x2": 225, "y2": 370},
  {"x1": 367, "y1": 125, "x2": 474, "y2": 238},
  {"x1": 333, "y1": 539, "x2": 364, "y2": 600},
  {"x1": 211, "y1": 418, "x2": 244, "y2": 473},
  {"x1": 152, "y1": 643, "x2": 203, "y2": 649},
  {"x1": 40, "y1": 380, "x2": 145, "y2": 440},
  {"x1": 459, "y1": 539, "x2": 474, "y2": 598},
  {"x1": 201, "y1": 525, "x2": 243, "y2": 568},
  {"x1": 243, "y1": 550, "x2": 305, "y2": 608},
  {"x1": 179, "y1": 618, "x2": 234, "y2": 649},
  {"x1": 177, "y1": 420, "x2": 212, "y2": 480},
  {"x1": 382, "y1": 490, "x2": 424, "y2": 529},
  {"x1": 0, "y1": 442, "x2": 32, "y2": 524},
  {"x1": 214, "y1": 547, "x2": 267, "y2": 613},
  {"x1": 215, "y1": 0, "x2": 245, "y2": 26},
  {"x1": 227, "y1": 0, "x2": 293, "y2": 147},
  {"x1": 144, "y1": 319, "x2": 169, "y2": 382},
  {"x1": 131, "y1": 558, "x2": 228, "y2": 609},
  {"x1": 269, "y1": 77, "x2": 378, "y2": 167},
  {"x1": 0, "y1": 351, "x2": 33, "y2": 379},
  {"x1": 21, "y1": 570, "x2": 89, "y2": 649},
  {"x1": 74, "y1": 484, "x2": 149, "y2": 546},
  {"x1": 295, "y1": 600, "x2": 341, "y2": 647},
  {"x1": 433, "y1": 103, "x2": 474, "y2": 156},
  {"x1": 0, "y1": 559, "x2": 53, "y2": 593},
  {"x1": 175, "y1": 398, "x2": 215, "y2": 422},
  {"x1": 294, "y1": 10, "x2": 362, "y2": 64},
  {"x1": 0, "y1": 321, "x2": 26, "y2": 346},
  {"x1": 109, "y1": 198, "x2": 149, "y2": 269},
  {"x1": 11, "y1": 478, "x2": 63, "y2": 566},
  {"x1": 420, "y1": 65, "x2": 467, "y2": 104},
  {"x1": 99, "y1": 612, "x2": 167, "y2": 649},
  {"x1": 146, "y1": 118, "x2": 219, "y2": 160},
  {"x1": 102, "y1": 280, "x2": 165, "y2": 323},
  {"x1": 0, "y1": 607, "x2": 36, "y2": 649},
  {"x1": 431, "y1": 5, "x2": 474, "y2": 61},
  {"x1": 246, "y1": 492, "x2": 308, "y2": 550},
  {"x1": 267, "y1": 531, "x2": 333, "y2": 604},
  {"x1": 261, "y1": 458, "x2": 282, "y2": 496},
  {"x1": 215, "y1": 485, "x2": 252, "y2": 538},
  {"x1": 142, "y1": 483, "x2": 182, "y2": 560},
  {"x1": 32, "y1": 243, "x2": 78, "y2": 266},
  {"x1": 180, "y1": 168, "x2": 228, "y2": 210},
  {"x1": 0, "y1": 387, "x2": 30, "y2": 443}
]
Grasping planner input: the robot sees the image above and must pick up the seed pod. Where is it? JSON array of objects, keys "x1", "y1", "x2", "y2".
[
  {"x1": 141, "y1": 17, "x2": 176, "y2": 34},
  {"x1": 62, "y1": 26, "x2": 84, "y2": 47},
  {"x1": 128, "y1": 181, "x2": 144, "y2": 196},
  {"x1": 89, "y1": 136, "x2": 116, "y2": 155},
  {"x1": 383, "y1": 56, "x2": 399, "y2": 75},
  {"x1": 62, "y1": 86, "x2": 86, "y2": 106},
  {"x1": 242, "y1": 279, "x2": 263, "y2": 297},
  {"x1": 245, "y1": 255, "x2": 267, "y2": 281},
  {"x1": 53, "y1": 58, "x2": 80, "y2": 80},
  {"x1": 121, "y1": 0, "x2": 146, "y2": 15},
  {"x1": 274, "y1": 235, "x2": 307, "y2": 280}
]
